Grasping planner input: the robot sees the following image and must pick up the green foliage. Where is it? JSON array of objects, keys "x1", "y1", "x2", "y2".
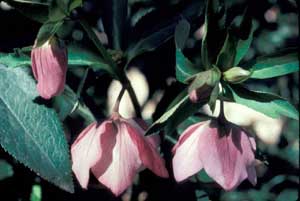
[
  {"x1": 175, "y1": 49, "x2": 200, "y2": 83},
  {"x1": 0, "y1": 160, "x2": 13, "y2": 180},
  {"x1": 146, "y1": 90, "x2": 206, "y2": 136},
  {"x1": 0, "y1": 66, "x2": 74, "y2": 192},
  {"x1": 30, "y1": 185, "x2": 42, "y2": 201},
  {"x1": 101, "y1": 0, "x2": 128, "y2": 50},
  {"x1": 35, "y1": 21, "x2": 64, "y2": 47},
  {"x1": 174, "y1": 19, "x2": 190, "y2": 49},
  {"x1": 249, "y1": 52, "x2": 299, "y2": 79},
  {"x1": 224, "y1": 84, "x2": 299, "y2": 120},
  {"x1": 201, "y1": 0, "x2": 226, "y2": 69},
  {"x1": 0, "y1": 53, "x2": 31, "y2": 68}
]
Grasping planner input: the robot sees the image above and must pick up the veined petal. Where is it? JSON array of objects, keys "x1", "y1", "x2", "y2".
[
  {"x1": 198, "y1": 121, "x2": 256, "y2": 191},
  {"x1": 127, "y1": 119, "x2": 169, "y2": 178},
  {"x1": 71, "y1": 122, "x2": 100, "y2": 188},
  {"x1": 172, "y1": 122, "x2": 205, "y2": 182},
  {"x1": 94, "y1": 121, "x2": 141, "y2": 196},
  {"x1": 31, "y1": 38, "x2": 67, "y2": 99}
]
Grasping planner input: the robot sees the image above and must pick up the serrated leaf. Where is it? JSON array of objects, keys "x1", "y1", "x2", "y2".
[
  {"x1": 175, "y1": 19, "x2": 190, "y2": 49},
  {"x1": 249, "y1": 52, "x2": 299, "y2": 79},
  {"x1": 0, "y1": 53, "x2": 31, "y2": 67},
  {"x1": 0, "y1": 159, "x2": 13, "y2": 180},
  {"x1": 36, "y1": 21, "x2": 64, "y2": 47},
  {"x1": 224, "y1": 84, "x2": 299, "y2": 120},
  {"x1": 0, "y1": 66, "x2": 74, "y2": 192},
  {"x1": 175, "y1": 49, "x2": 199, "y2": 83}
]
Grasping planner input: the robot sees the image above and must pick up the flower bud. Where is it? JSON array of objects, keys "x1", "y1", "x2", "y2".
[
  {"x1": 223, "y1": 67, "x2": 251, "y2": 84},
  {"x1": 31, "y1": 37, "x2": 67, "y2": 99}
]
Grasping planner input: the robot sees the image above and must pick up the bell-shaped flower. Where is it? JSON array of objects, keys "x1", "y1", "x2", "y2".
[
  {"x1": 172, "y1": 119, "x2": 256, "y2": 191},
  {"x1": 31, "y1": 37, "x2": 67, "y2": 99},
  {"x1": 71, "y1": 113, "x2": 169, "y2": 196}
]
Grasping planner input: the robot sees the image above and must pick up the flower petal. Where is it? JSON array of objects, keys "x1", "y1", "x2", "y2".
[
  {"x1": 172, "y1": 122, "x2": 205, "y2": 182},
  {"x1": 126, "y1": 119, "x2": 169, "y2": 178},
  {"x1": 197, "y1": 121, "x2": 256, "y2": 190},
  {"x1": 93, "y1": 121, "x2": 141, "y2": 196},
  {"x1": 71, "y1": 122, "x2": 100, "y2": 188},
  {"x1": 31, "y1": 39, "x2": 67, "y2": 99}
]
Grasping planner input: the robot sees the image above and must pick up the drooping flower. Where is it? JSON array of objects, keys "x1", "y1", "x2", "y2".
[
  {"x1": 31, "y1": 37, "x2": 67, "y2": 99},
  {"x1": 71, "y1": 113, "x2": 169, "y2": 196},
  {"x1": 172, "y1": 119, "x2": 256, "y2": 191}
]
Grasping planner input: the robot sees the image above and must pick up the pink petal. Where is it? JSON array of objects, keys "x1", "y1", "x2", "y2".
[
  {"x1": 126, "y1": 119, "x2": 169, "y2": 178},
  {"x1": 92, "y1": 121, "x2": 142, "y2": 196},
  {"x1": 31, "y1": 39, "x2": 67, "y2": 99},
  {"x1": 172, "y1": 122, "x2": 205, "y2": 182},
  {"x1": 172, "y1": 122, "x2": 203, "y2": 153},
  {"x1": 197, "y1": 121, "x2": 256, "y2": 190},
  {"x1": 71, "y1": 122, "x2": 100, "y2": 188}
]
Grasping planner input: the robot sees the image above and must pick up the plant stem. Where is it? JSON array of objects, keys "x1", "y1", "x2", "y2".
[
  {"x1": 112, "y1": 87, "x2": 126, "y2": 113},
  {"x1": 76, "y1": 68, "x2": 89, "y2": 98},
  {"x1": 79, "y1": 19, "x2": 141, "y2": 118}
]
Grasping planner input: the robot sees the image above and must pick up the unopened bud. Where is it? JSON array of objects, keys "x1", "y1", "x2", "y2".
[
  {"x1": 223, "y1": 67, "x2": 251, "y2": 84},
  {"x1": 31, "y1": 37, "x2": 68, "y2": 99}
]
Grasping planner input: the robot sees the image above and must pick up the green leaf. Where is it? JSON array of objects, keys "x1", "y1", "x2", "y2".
[
  {"x1": 0, "y1": 46, "x2": 113, "y2": 74},
  {"x1": 201, "y1": 0, "x2": 226, "y2": 69},
  {"x1": 146, "y1": 89, "x2": 205, "y2": 136},
  {"x1": 208, "y1": 83, "x2": 219, "y2": 112},
  {"x1": 234, "y1": 20, "x2": 257, "y2": 66},
  {"x1": 102, "y1": 0, "x2": 128, "y2": 50},
  {"x1": 67, "y1": 45, "x2": 113, "y2": 73},
  {"x1": 276, "y1": 190, "x2": 298, "y2": 201},
  {"x1": 175, "y1": 19, "x2": 190, "y2": 49},
  {"x1": 3, "y1": 0, "x2": 49, "y2": 23},
  {"x1": 224, "y1": 84, "x2": 299, "y2": 120},
  {"x1": 0, "y1": 66, "x2": 74, "y2": 192},
  {"x1": 30, "y1": 185, "x2": 42, "y2": 201},
  {"x1": 68, "y1": 0, "x2": 82, "y2": 12},
  {"x1": 216, "y1": 33, "x2": 237, "y2": 71},
  {"x1": 53, "y1": 86, "x2": 95, "y2": 124},
  {"x1": 36, "y1": 21, "x2": 64, "y2": 47},
  {"x1": 126, "y1": 23, "x2": 174, "y2": 64},
  {"x1": 48, "y1": 0, "x2": 69, "y2": 22},
  {"x1": 197, "y1": 170, "x2": 214, "y2": 183},
  {"x1": 0, "y1": 53, "x2": 31, "y2": 68},
  {"x1": 0, "y1": 160, "x2": 13, "y2": 180},
  {"x1": 175, "y1": 49, "x2": 199, "y2": 83},
  {"x1": 249, "y1": 52, "x2": 299, "y2": 79}
]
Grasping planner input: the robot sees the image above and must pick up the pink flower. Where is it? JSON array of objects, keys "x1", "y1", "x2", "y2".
[
  {"x1": 71, "y1": 114, "x2": 169, "y2": 196},
  {"x1": 172, "y1": 119, "x2": 256, "y2": 191},
  {"x1": 31, "y1": 37, "x2": 67, "y2": 99}
]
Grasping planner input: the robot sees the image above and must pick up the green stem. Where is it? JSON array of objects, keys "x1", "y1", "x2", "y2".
[
  {"x1": 113, "y1": 86, "x2": 126, "y2": 113},
  {"x1": 79, "y1": 19, "x2": 141, "y2": 118},
  {"x1": 125, "y1": 78, "x2": 142, "y2": 118},
  {"x1": 76, "y1": 68, "x2": 89, "y2": 98}
]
